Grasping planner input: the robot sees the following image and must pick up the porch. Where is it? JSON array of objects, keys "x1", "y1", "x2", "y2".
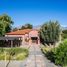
[{"x1": 0, "y1": 37, "x2": 22, "y2": 47}]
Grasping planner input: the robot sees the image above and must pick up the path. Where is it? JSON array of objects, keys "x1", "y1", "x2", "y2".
[
  {"x1": 0, "y1": 44, "x2": 58, "y2": 67},
  {"x1": 20, "y1": 44, "x2": 57, "y2": 67},
  {"x1": 23, "y1": 45, "x2": 45, "y2": 67}
]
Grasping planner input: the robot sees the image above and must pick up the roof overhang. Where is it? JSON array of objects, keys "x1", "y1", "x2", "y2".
[{"x1": 0, "y1": 37, "x2": 22, "y2": 40}]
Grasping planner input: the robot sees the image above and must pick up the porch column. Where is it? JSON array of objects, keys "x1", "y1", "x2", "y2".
[
  {"x1": 29, "y1": 38, "x2": 32, "y2": 45},
  {"x1": 38, "y1": 37, "x2": 40, "y2": 45},
  {"x1": 11, "y1": 40, "x2": 13, "y2": 47},
  {"x1": 22, "y1": 35, "x2": 25, "y2": 45}
]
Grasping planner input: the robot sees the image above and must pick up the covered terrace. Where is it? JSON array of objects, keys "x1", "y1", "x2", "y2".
[{"x1": 0, "y1": 37, "x2": 22, "y2": 47}]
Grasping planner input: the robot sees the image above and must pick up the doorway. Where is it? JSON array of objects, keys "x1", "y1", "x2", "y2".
[{"x1": 31, "y1": 37, "x2": 38, "y2": 44}]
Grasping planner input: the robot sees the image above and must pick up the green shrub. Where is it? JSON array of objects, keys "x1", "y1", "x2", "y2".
[
  {"x1": 41, "y1": 39, "x2": 67, "y2": 67},
  {"x1": 16, "y1": 53, "x2": 27, "y2": 60},
  {"x1": 62, "y1": 29, "x2": 67, "y2": 40},
  {"x1": 0, "y1": 53, "x2": 11, "y2": 60},
  {"x1": 0, "y1": 54, "x2": 5, "y2": 60},
  {"x1": 54, "y1": 40, "x2": 67, "y2": 66},
  {"x1": 0, "y1": 48, "x2": 4, "y2": 53},
  {"x1": 0, "y1": 47, "x2": 29, "y2": 60}
]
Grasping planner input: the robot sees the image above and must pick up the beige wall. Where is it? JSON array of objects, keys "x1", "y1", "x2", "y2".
[{"x1": 29, "y1": 30, "x2": 40, "y2": 45}]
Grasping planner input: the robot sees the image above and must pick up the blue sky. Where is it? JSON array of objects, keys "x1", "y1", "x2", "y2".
[{"x1": 0, "y1": 0, "x2": 67, "y2": 27}]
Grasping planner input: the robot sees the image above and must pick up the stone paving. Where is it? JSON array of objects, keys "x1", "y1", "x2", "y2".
[
  {"x1": 0, "y1": 44, "x2": 58, "y2": 67},
  {"x1": 23, "y1": 45, "x2": 45, "y2": 67},
  {"x1": 20, "y1": 45, "x2": 57, "y2": 67}
]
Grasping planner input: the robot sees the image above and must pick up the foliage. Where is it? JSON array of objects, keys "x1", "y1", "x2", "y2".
[
  {"x1": 21, "y1": 23, "x2": 33, "y2": 29},
  {"x1": 62, "y1": 29, "x2": 67, "y2": 40},
  {"x1": 12, "y1": 27, "x2": 19, "y2": 31},
  {"x1": 16, "y1": 53, "x2": 28, "y2": 60},
  {"x1": 54, "y1": 40, "x2": 67, "y2": 66},
  {"x1": 41, "y1": 39, "x2": 67, "y2": 67},
  {"x1": 39, "y1": 20, "x2": 61, "y2": 45},
  {"x1": 41, "y1": 45, "x2": 52, "y2": 53},
  {"x1": 0, "y1": 47, "x2": 29, "y2": 60},
  {"x1": 0, "y1": 22, "x2": 3, "y2": 36},
  {"x1": 0, "y1": 14, "x2": 14, "y2": 36},
  {"x1": 0, "y1": 40, "x2": 6, "y2": 47}
]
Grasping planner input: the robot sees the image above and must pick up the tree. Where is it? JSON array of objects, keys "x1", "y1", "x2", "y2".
[
  {"x1": 21, "y1": 23, "x2": 33, "y2": 29},
  {"x1": 39, "y1": 21, "x2": 61, "y2": 45},
  {"x1": 0, "y1": 21, "x2": 3, "y2": 36},
  {"x1": 12, "y1": 27, "x2": 19, "y2": 31},
  {"x1": 0, "y1": 14, "x2": 14, "y2": 36},
  {"x1": 62, "y1": 29, "x2": 67, "y2": 40}
]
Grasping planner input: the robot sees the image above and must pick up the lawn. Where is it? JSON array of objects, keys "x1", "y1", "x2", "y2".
[{"x1": 0, "y1": 47, "x2": 29, "y2": 60}]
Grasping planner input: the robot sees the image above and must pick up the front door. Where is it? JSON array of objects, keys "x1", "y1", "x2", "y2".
[{"x1": 31, "y1": 37, "x2": 38, "y2": 44}]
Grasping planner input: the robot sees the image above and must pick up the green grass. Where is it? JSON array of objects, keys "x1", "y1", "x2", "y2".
[{"x1": 0, "y1": 47, "x2": 29, "y2": 60}]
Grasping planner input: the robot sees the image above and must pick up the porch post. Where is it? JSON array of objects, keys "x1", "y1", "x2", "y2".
[
  {"x1": 11, "y1": 40, "x2": 13, "y2": 47},
  {"x1": 20, "y1": 38, "x2": 22, "y2": 46},
  {"x1": 38, "y1": 37, "x2": 40, "y2": 45},
  {"x1": 22, "y1": 35, "x2": 25, "y2": 45}
]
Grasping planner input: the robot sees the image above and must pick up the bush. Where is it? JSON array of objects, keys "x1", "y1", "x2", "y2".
[
  {"x1": 41, "y1": 39, "x2": 67, "y2": 67},
  {"x1": 54, "y1": 39, "x2": 67, "y2": 66},
  {"x1": 41, "y1": 45, "x2": 55, "y2": 62},
  {"x1": 16, "y1": 53, "x2": 27, "y2": 60},
  {"x1": 0, "y1": 48, "x2": 4, "y2": 53},
  {"x1": 41, "y1": 45, "x2": 52, "y2": 53},
  {"x1": 0, "y1": 54, "x2": 5, "y2": 60},
  {"x1": 62, "y1": 29, "x2": 67, "y2": 40},
  {"x1": 0, "y1": 47, "x2": 29, "y2": 60}
]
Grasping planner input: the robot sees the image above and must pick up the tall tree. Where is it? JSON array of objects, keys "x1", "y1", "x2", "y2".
[
  {"x1": 39, "y1": 21, "x2": 61, "y2": 45},
  {"x1": 0, "y1": 14, "x2": 14, "y2": 36},
  {"x1": 12, "y1": 27, "x2": 19, "y2": 31},
  {"x1": 21, "y1": 23, "x2": 33, "y2": 29}
]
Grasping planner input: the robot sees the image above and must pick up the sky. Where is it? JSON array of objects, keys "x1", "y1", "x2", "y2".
[{"x1": 0, "y1": 0, "x2": 67, "y2": 27}]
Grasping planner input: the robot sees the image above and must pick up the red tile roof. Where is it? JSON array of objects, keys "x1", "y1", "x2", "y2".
[{"x1": 6, "y1": 29, "x2": 32, "y2": 35}]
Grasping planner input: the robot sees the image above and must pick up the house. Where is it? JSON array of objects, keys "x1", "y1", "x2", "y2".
[{"x1": 5, "y1": 29, "x2": 40, "y2": 47}]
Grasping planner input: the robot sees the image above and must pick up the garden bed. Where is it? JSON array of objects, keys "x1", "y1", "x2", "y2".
[{"x1": 0, "y1": 47, "x2": 29, "y2": 60}]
